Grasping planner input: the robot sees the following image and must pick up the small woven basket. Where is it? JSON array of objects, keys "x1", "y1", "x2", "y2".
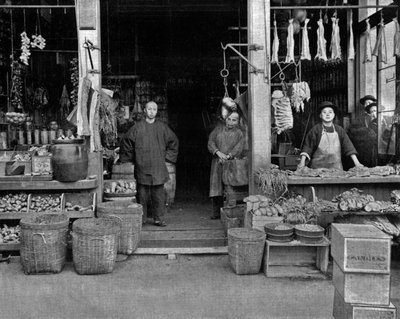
[
  {"x1": 20, "y1": 214, "x2": 69, "y2": 275},
  {"x1": 228, "y1": 228, "x2": 266, "y2": 275},
  {"x1": 97, "y1": 201, "x2": 143, "y2": 255},
  {"x1": 72, "y1": 218, "x2": 120, "y2": 275}
]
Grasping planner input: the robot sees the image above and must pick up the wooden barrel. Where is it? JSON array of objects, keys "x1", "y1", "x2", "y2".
[{"x1": 164, "y1": 162, "x2": 176, "y2": 205}]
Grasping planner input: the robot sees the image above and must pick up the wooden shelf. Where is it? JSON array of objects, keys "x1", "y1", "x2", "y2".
[
  {"x1": 287, "y1": 175, "x2": 400, "y2": 185},
  {"x1": 0, "y1": 210, "x2": 95, "y2": 220},
  {"x1": 0, "y1": 177, "x2": 98, "y2": 190},
  {"x1": 0, "y1": 242, "x2": 20, "y2": 251}
]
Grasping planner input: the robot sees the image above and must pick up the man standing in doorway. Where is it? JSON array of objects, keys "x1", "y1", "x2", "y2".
[{"x1": 120, "y1": 101, "x2": 179, "y2": 227}]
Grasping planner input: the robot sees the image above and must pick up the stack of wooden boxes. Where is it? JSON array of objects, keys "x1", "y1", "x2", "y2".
[{"x1": 331, "y1": 224, "x2": 397, "y2": 319}]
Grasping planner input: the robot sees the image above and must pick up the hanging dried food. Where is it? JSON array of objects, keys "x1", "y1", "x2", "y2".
[
  {"x1": 30, "y1": 34, "x2": 46, "y2": 49},
  {"x1": 315, "y1": 18, "x2": 327, "y2": 61},
  {"x1": 363, "y1": 19, "x2": 373, "y2": 63},
  {"x1": 329, "y1": 15, "x2": 342, "y2": 60},
  {"x1": 394, "y1": 17, "x2": 400, "y2": 57},
  {"x1": 285, "y1": 19, "x2": 295, "y2": 63},
  {"x1": 372, "y1": 19, "x2": 387, "y2": 64},
  {"x1": 19, "y1": 32, "x2": 31, "y2": 65},
  {"x1": 271, "y1": 18, "x2": 279, "y2": 63},
  {"x1": 10, "y1": 61, "x2": 24, "y2": 110},
  {"x1": 69, "y1": 58, "x2": 79, "y2": 108},
  {"x1": 272, "y1": 90, "x2": 293, "y2": 134},
  {"x1": 32, "y1": 86, "x2": 49, "y2": 109},
  {"x1": 290, "y1": 82, "x2": 310, "y2": 112},
  {"x1": 300, "y1": 18, "x2": 311, "y2": 60},
  {"x1": 348, "y1": 10, "x2": 355, "y2": 60},
  {"x1": 60, "y1": 84, "x2": 71, "y2": 120}
]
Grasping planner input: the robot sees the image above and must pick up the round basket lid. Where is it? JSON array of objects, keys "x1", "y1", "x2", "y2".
[
  {"x1": 20, "y1": 214, "x2": 69, "y2": 230},
  {"x1": 228, "y1": 228, "x2": 266, "y2": 241},
  {"x1": 73, "y1": 218, "x2": 120, "y2": 235},
  {"x1": 104, "y1": 192, "x2": 136, "y2": 198}
]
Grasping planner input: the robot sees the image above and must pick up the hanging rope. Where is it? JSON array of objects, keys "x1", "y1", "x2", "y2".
[{"x1": 220, "y1": 47, "x2": 230, "y2": 97}]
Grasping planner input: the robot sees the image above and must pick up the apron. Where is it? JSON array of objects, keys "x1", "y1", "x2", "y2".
[{"x1": 311, "y1": 125, "x2": 343, "y2": 169}]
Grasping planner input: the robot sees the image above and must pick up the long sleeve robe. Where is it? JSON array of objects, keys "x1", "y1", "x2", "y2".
[
  {"x1": 208, "y1": 125, "x2": 245, "y2": 197},
  {"x1": 120, "y1": 120, "x2": 179, "y2": 185}
]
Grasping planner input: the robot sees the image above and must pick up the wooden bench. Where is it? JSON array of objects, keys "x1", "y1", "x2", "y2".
[{"x1": 263, "y1": 237, "x2": 330, "y2": 279}]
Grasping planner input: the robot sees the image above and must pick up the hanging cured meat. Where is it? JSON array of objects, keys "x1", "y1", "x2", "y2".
[
  {"x1": 301, "y1": 18, "x2": 311, "y2": 60},
  {"x1": 348, "y1": 11, "x2": 355, "y2": 60},
  {"x1": 315, "y1": 18, "x2": 327, "y2": 61},
  {"x1": 271, "y1": 19, "x2": 280, "y2": 63},
  {"x1": 272, "y1": 90, "x2": 293, "y2": 134},
  {"x1": 372, "y1": 20, "x2": 387, "y2": 64},
  {"x1": 330, "y1": 16, "x2": 342, "y2": 60},
  {"x1": 290, "y1": 82, "x2": 311, "y2": 113},
  {"x1": 285, "y1": 19, "x2": 295, "y2": 63},
  {"x1": 363, "y1": 19, "x2": 373, "y2": 63},
  {"x1": 393, "y1": 17, "x2": 400, "y2": 57}
]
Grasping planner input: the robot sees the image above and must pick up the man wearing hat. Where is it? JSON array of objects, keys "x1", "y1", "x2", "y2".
[
  {"x1": 347, "y1": 95, "x2": 378, "y2": 167},
  {"x1": 298, "y1": 101, "x2": 363, "y2": 170}
]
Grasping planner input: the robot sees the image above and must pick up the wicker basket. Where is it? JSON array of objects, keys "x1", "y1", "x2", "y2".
[
  {"x1": 20, "y1": 214, "x2": 69, "y2": 275},
  {"x1": 228, "y1": 228, "x2": 266, "y2": 275},
  {"x1": 97, "y1": 201, "x2": 143, "y2": 255},
  {"x1": 72, "y1": 218, "x2": 120, "y2": 275}
]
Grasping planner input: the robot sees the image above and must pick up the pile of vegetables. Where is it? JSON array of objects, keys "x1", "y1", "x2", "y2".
[
  {"x1": 29, "y1": 194, "x2": 62, "y2": 213},
  {"x1": 5, "y1": 112, "x2": 27, "y2": 125},
  {"x1": 104, "y1": 180, "x2": 136, "y2": 194},
  {"x1": 256, "y1": 166, "x2": 288, "y2": 200},
  {"x1": 278, "y1": 194, "x2": 320, "y2": 224},
  {"x1": 0, "y1": 193, "x2": 28, "y2": 213},
  {"x1": 333, "y1": 188, "x2": 375, "y2": 212},
  {"x1": 65, "y1": 202, "x2": 92, "y2": 212},
  {"x1": 244, "y1": 195, "x2": 284, "y2": 217},
  {"x1": 0, "y1": 225, "x2": 20, "y2": 244}
]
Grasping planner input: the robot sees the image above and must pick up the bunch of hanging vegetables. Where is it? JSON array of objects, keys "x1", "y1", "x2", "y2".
[
  {"x1": 10, "y1": 61, "x2": 24, "y2": 110},
  {"x1": 255, "y1": 165, "x2": 289, "y2": 200},
  {"x1": 69, "y1": 58, "x2": 79, "y2": 108}
]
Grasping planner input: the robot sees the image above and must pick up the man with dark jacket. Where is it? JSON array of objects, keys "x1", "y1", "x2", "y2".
[{"x1": 120, "y1": 101, "x2": 179, "y2": 227}]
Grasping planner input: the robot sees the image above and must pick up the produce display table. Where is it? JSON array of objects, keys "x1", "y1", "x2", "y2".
[
  {"x1": 287, "y1": 175, "x2": 400, "y2": 202},
  {"x1": 262, "y1": 237, "x2": 330, "y2": 278}
]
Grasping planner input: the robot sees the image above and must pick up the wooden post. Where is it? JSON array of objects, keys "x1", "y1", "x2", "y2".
[
  {"x1": 76, "y1": 0, "x2": 103, "y2": 203},
  {"x1": 248, "y1": 0, "x2": 271, "y2": 194}
]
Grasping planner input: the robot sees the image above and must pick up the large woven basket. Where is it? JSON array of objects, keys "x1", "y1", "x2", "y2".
[
  {"x1": 20, "y1": 214, "x2": 69, "y2": 275},
  {"x1": 72, "y1": 218, "x2": 120, "y2": 275},
  {"x1": 228, "y1": 228, "x2": 266, "y2": 275},
  {"x1": 97, "y1": 201, "x2": 143, "y2": 255}
]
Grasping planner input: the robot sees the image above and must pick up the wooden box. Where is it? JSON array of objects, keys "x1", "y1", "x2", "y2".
[
  {"x1": 332, "y1": 261, "x2": 391, "y2": 306},
  {"x1": 112, "y1": 163, "x2": 135, "y2": 180},
  {"x1": 5, "y1": 161, "x2": 32, "y2": 176},
  {"x1": 32, "y1": 156, "x2": 52, "y2": 175},
  {"x1": 63, "y1": 192, "x2": 96, "y2": 218},
  {"x1": 331, "y1": 223, "x2": 391, "y2": 274},
  {"x1": 333, "y1": 289, "x2": 396, "y2": 319},
  {"x1": 221, "y1": 204, "x2": 246, "y2": 235},
  {"x1": 262, "y1": 237, "x2": 330, "y2": 278},
  {"x1": 244, "y1": 210, "x2": 283, "y2": 231}
]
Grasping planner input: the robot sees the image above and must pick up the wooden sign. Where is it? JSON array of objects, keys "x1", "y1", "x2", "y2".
[
  {"x1": 32, "y1": 156, "x2": 52, "y2": 175},
  {"x1": 77, "y1": 0, "x2": 97, "y2": 30}
]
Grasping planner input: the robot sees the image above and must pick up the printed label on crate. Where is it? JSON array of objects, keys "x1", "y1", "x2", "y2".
[
  {"x1": 345, "y1": 238, "x2": 390, "y2": 271},
  {"x1": 353, "y1": 307, "x2": 396, "y2": 319}
]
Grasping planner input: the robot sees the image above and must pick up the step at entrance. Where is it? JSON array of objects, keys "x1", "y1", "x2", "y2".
[{"x1": 139, "y1": 229, "x2": 227, "y2": 248}]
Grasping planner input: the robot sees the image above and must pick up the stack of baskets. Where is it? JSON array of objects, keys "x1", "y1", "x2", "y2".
[
  {"x1": 96, "y1": 201, "x2": 143, "y2": 255},
  {"x1": 228, "y1": 228, "x2": 266, "y2": 275},
  {"x1": 72, "y1": 218, "x2": 120, "y2": 275},
  {"x1": 20, "y1": 214, "x2": 69, "y2": 275}
]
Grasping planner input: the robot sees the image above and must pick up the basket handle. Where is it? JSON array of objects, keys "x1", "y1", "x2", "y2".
[
  {"x1": 32, "y1": 232, "x2": 47, "y2": 244},
  {"x1": 107, "y1": 214, "x2": 123, "y2": 222}
]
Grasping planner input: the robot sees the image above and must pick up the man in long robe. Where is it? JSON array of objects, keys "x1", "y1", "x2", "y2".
[{"x1": 120, "y1": 101, "x2": 179, "y2": 227}]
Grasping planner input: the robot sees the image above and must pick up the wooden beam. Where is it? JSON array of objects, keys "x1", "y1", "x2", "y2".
[{"x1": 248, "y1": 0, "x2": 271, "y2": 194}]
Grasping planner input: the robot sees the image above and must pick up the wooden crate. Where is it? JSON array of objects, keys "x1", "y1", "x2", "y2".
[
  {"x1": 262, "y1": 237, "x2": 330, "y2": 278},
  {"x1": 332, "y1": 261, "x2": 391, "y2": 306},
  {"x1": 63, "y1": 192, "x2": 96, "y2": 214},
  {"x1": 220, "y1": 204, "x2": 246, "y2": 235},
  {"x1": 112, "y1": 163, "x2": 135, "y2": 180},
  {"x1": 331, "y1": 224, "x2": 391, "y2": 274},
  {"x1": 32, "y1": 156, "x2": 52, "y2": 175},
  {"x1": 333, "y1": 289, "x2": 396, "y2": 319},
  {"x1": 244, "y1": 210, "x2": 283, "y2": 231}
]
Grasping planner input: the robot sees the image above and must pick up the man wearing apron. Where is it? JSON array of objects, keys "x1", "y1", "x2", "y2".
[{"x1": 298, "y1": 101, "x2": 363, "y2": 170}]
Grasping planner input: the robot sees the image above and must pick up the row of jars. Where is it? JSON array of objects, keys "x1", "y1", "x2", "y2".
[{"x1": 12, "y1": 128, "x2": 74, "y2": 145}]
